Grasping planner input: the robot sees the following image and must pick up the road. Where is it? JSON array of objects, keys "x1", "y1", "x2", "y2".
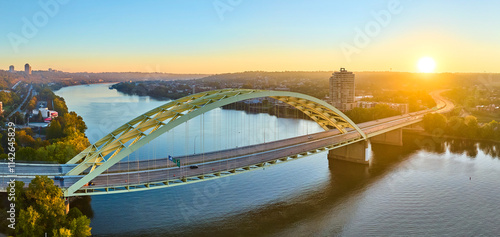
[{"x1": 6, "y1": 84, "x2": 33, "y2": 120}]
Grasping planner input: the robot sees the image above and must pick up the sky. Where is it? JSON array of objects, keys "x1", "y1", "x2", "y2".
[{"x1": 1, "y1": 0, "x2": 499, "y2": 74}]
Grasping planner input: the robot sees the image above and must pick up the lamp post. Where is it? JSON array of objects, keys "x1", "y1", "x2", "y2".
[{"x1": 194, "y1": 135, "x2": 199, "y2": 155}]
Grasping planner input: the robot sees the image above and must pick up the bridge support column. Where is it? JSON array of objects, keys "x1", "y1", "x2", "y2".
[
  {"x1": 64, "y1": 198, "x2": 70, "y2": 214},
  {"x1": 371, "y1": 128, "x2": 403, "y2": 146},
  {"x1": 328, "y1": 140, "x2": 371, "y2": 165}
]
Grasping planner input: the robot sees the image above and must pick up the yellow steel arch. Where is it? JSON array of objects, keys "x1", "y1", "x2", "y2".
[{"x1": 64, "y1": 89, "x2": 366, "y2": 196}]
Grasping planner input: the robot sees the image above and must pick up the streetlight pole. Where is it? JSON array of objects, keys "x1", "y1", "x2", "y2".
[{"x1": 194, "y1": 135, "x2": 199, "y2": 155}]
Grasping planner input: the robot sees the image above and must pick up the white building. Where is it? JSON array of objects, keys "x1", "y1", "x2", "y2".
[{"x1": 32, "y1": 107, "x2": 58, "y2": 122}]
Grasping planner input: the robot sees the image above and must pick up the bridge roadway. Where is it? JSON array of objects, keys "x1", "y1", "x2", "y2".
[{"x1": 0, "y1": 90, "x2": 453, "y2": 195}]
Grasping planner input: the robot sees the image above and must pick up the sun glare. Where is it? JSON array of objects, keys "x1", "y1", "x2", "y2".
[{"x1": 417, "y1": 57, "x2": 436, "y2": 73}]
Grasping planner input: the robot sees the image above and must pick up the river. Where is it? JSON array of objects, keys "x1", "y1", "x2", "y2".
[{"x1": 56, "y1": 83, "x2": 500, "y2": 236}]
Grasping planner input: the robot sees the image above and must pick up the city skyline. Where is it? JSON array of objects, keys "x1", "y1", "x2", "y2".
[{"x1": 1, "y1": 0, "x2": 499, "y2": 74}]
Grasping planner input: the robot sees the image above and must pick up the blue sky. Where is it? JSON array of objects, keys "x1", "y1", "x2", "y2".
[{"x1": 1, "y1": 0, "x2": 499, "y2": 73}]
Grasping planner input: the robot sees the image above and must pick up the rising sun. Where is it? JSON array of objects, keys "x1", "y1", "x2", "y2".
[{"x1": 417, "y1": 57, "x2": 436, "y2": 73}]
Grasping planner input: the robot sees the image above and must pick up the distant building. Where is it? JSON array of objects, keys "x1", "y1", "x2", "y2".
[
  {"x1": 330, "y1": 68, "x2": 356, "y2": 111},
  {"x1": 358, "y1": 101, "x2": 409, "y2": 114},
  {"x1": 9, "y1": 65, "x2": 14, "y2": 72},
  {"x1": 25, "y1": 63, "x2": 31, "y2": 75}
]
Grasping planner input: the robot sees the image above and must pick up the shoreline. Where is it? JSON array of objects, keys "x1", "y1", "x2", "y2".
[{"x1": 404, "y1": 129, "x2": 500, "y2": 144}]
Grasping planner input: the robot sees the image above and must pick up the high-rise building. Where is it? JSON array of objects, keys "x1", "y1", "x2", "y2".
[
  {"x1": 329, "y1": 68, "x2": 356, "y2": 111},
  {"x1": 25, "y1": 63, "x2": 31, "y2": 75},
  {"x1": 9, "y1": 65, "x2": 14, "y2": 72}
]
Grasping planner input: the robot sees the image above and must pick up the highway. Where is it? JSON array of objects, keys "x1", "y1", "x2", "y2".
[{"x1": 6, "y1": 84, "x2": 33, "y2": 120}]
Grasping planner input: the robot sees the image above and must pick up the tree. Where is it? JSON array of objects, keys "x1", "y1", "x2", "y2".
[
  {"x1": 60, "y1": 112, "x2": 87, "y2": 137},
  {"x1": 36, "y1": 112, "x2": 43, "y2": 122},
  {"x1": 480, "y1": 120, "x2": 499, "y2": 140},
  {"x1": 464, "y1": 115, "x2": 479, "y2": 138},
  {"x1": 446, "y1": 116, "x2": 466, "y2": 137},
  {"x1": 16, "y1": 147, "x2": 37, "y2": 161},
  {"x1": 53, "y1": 228, "x2": 72, "y2": 237},
  {"x1": 27, "y1": 96, "x2": 37, "y2": 111},
  {"x1": 10, "y1": 111, "x2": 25, "y2": 125},
  {"x1": 16, "y1": 129, "x2": 36, "y2": 147},
  {"x1": 44, "y1": 142, "x2": 78, "y2": 163},
  {"x1": 422, "y1": 113, "x2": 447, "y2": 133},
  {"x1": 47, "y1": 120, "x2": 64, "y2": 140},
  {"x1": 53, "y1": 97, "x2": 69, "y2": 115},
  {"x1": 18, "y1": 206, "x2": 44, "y2": 237},
  {"x1": 17, "y1": 176, "x2": 92, "y2": 236}
]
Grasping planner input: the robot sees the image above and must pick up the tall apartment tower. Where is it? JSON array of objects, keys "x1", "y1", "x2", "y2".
[
  {"x1": 329, "y1": 68, "x2": 356, "y2": 111},
  {"x1": 25, "y1": 63, "x2": 31, "y2": 75},
  {"x1": 9, "y1": 65, "x2": 14, "y2": 72}
]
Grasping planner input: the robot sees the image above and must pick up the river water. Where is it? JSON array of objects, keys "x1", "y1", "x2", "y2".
[{"x1": 56, "y1": 84, "x2": 500, "y2": 236}]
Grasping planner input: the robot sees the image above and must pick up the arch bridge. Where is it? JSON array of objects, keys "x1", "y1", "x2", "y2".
[{"x1": 1, "y1": 89, "x2": 451, "y2": 196}]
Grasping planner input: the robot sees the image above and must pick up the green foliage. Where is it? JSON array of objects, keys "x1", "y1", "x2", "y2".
[
  {"x1": 422, "y1": 113, "x2": 447, "y2": 133},
  {"x1": 53, "y1": 228, "x2": 72, "y2": 237},
  {"x1": 59, "y1": 111, "x2": 87, "y2": 137},
  {"x1": 10, "y1": 111, "x2": 25, "y2": 124},
  {"x1": 36, "y1": 86, "x2": 69, "y2": 114},
  {"x1": 1, "y1": 87, "x2": 90, "y2": 163},
  {"x1": 36, "y1": 111, "x2": 44, "y2": 122},
  {"x1": 16, "y1": 176, "x2": 92, "y2": 236},
  {"x1": 68, "y1": 215, "x2": 92, "y2": 237},
  {"x1": 42, "y1": 142, "x2": 79, "y2": 163},
  {"x1": 422, "y1": 114, "x2": 500, "y2": 141},
  {"x1": 18, "y1": 206, "x2": 44, "y2": 237},
  {"x1": 47, "y1": 120, "x2": 64, "y2": 140},
  {"x1": 53, "y1": 97, "x2": 69, "y2": 115},
  {"x1": 27, "y1": 96, "x2": 37, "y2": 111},
  {"x1": 0, "y1": 91, "x2": 21, "y2": 107},
  {"x1": 16, "y1": 147, "x2": 38, "y2": 161},
  {"x1": 344, "y1": 104, "x2": 402, "y2": 123}
]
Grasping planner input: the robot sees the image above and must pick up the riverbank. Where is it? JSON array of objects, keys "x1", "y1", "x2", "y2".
[{"x1": 404, "y1": 129, "x2": 500, "y2": 144}]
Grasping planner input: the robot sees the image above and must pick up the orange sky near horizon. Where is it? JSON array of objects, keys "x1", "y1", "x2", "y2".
[{"x1": 2, "y1": 1, "x2": 499, "y2": 74}]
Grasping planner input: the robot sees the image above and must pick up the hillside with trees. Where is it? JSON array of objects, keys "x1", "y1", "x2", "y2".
[{"x1": 0, "y1": 86, "x2": 90, "y2": 163}]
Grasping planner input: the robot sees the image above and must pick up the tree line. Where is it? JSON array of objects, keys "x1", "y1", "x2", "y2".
[{"x1": 422, "y1": 113, "x2": 499, "y2": 141}]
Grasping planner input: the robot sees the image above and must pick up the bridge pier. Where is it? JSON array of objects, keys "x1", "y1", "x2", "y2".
[
  {"x1": 371, "y1": 128, "x2": 403, "y2": 146},
  {"x1": 64, "y1": 197, "x2": 70, "y2": 214},
  {"x1": 327, "y1": 140, "x2": 371, "y2": 165}
]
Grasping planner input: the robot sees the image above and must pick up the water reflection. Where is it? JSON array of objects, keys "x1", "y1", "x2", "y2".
[
  {"x1": 109, "y1": 137, "x2": 422, "y2": 236},
  {"x1": 415, "y1": 135, "x2": 499, "y2": 159}
]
